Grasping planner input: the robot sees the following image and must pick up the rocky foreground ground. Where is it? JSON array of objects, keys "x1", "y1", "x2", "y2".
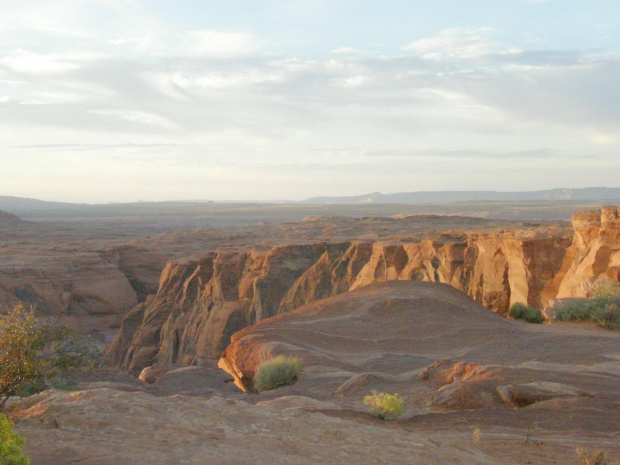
[{"x1": 10, "y1": 281, "x2": 620, "y2": 465}]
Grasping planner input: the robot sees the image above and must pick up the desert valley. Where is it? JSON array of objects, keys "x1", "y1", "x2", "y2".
[{"x1": 0, "y1": 198, "x2": 619, "y2": 464}]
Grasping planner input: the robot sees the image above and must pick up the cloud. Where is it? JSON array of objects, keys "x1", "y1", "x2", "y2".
[
  {"x1": 0, "y1": 49, "x2": 81, "y2": 74},
  {"x1": 330, "y1": 47, "x2": 362, "y2": 55},
  {"x1": 0, "y1": 5, "x2": 618, "y2": 201},
  {"x1": 401, "y1": 27, "x2": 500, "y2": 59},
  {"x1": 131, "y1": 30, "x2": 259, "y2": 58}
]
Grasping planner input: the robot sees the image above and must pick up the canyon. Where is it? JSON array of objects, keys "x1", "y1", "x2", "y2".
[
  {"x1": 2, "y1": 203, "x2": 618, "y2": 371},
  {"x1": 110, "y1": 206, "x2": 620, "y2": 374},
  {"x1": 3, "y1": 203, "x2": 619, "y2": 465}
]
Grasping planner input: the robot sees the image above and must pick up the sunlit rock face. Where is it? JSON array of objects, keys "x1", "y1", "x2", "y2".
[
  {"x1": 109, "y1": 236, "x2": 570, "y2": 373},
  {"x1": 108, "y1": 206, "x2": 619, "y2": 374},
  {"x1": 557, "y1": 206, "x2": 620, "y2": 298}
]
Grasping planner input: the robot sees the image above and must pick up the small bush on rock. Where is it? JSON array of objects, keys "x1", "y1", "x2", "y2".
[
  {"x1": 509, "y1": 303, "x2": 545, "y2": 324},
  {"x1": 0, "y1": 413, "x2": 29, "y2": 465},
  {"x1": 254, "y1": 355, "x2": 302, "y2": 393},
  {"x1": 363, "y1": 390, "x2": 405, "y2": 421}
]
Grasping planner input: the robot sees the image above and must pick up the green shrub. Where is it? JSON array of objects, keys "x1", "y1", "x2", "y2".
[
  {"x1": 554, "y1": 282, "x2": 620, "y2": 330},
  {"x1": 589, "y1": 301, "x2": 620, "y2": 329},
  {"x1": 508, "y1": 303, "x2": 545, "y2": 324},
  {"x1": 0, "y1": 413, "x2": 29, "y2": 465},
  {"x1": 363, "y1": 390, "x2": 405, "y2": 421},
  {"x1": 554, "y1": 299, "x2": 596, "y2": 321},
  {"x1": 0, "y1": 305, "x2": 99, "y2": 407},
  {"x1": 592, "y1": 281, "x2": 620, "y2": 300},
  {"x1": 254, "y1": 355, "x2": 302, "y2": 393}
]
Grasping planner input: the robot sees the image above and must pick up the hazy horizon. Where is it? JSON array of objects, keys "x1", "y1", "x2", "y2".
[
  {"x1": 2, "y1": 186, "x2": 620, "y2": 207},
  {"x1": 1, "y1": 1, "x2": 619, "y2": 203}
]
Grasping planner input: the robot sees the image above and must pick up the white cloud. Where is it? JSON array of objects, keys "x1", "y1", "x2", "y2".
[
  {"x1": 330, "y1": 47, "x2": 361, "y2": 55},
  {"x1": 0, "y1": 50, "x2": 81, "y2": 74},
  {"x1": 132, "y1": 30, "x2": 258, "y2": 58},
  {"x1": 402, "y1": 27, "x2": 500, "y2": 60},
  {"x1": 0, "y1": 3, "x2": 618, "y2": 201},
  {"x1": 87, "y1": 110, "x2": 176, "y2": 129}
]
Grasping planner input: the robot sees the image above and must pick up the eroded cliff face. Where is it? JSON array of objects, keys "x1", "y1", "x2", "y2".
[
  {"x1": 109, "y1": 234, "x2": 571, "y2": 374},
  {"x1": 557, "y1": 206, "x2": 620, "y2": 297},
  {"x1": 0, "y1": 244, "x2": 169, "y2": 343}
]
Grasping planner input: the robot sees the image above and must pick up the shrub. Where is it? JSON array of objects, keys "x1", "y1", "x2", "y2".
[
  {"x1": 0, "y1": 413, "x2": 29, "y2": 465},
  {"x1": 0, "y1": 305, "x2": 99, "y2": 407},
  {"x1": 508, "y1": 303, "x2": 545, "y2": 324},
  {"x1": 554, "y1": 282, "x2": 620, "y2": 330},
  {"x1": 576, "y1": 446, "x2": 609, "y2": 465},
  {"x1": 363, "y1": 390, "x2": 405, "y2": 421},
  {"x1": 254, "y1": 355, "x2": 302, "y2": 393},
  {"x1": 592, "y1": 281, "x2": 620, "y2": 300},
  {"x1": 589, "y1": 301, "x2": 620, "y2": 329},
  {"x1": 554, "y1": 299, "x2": 596, "y2": 321}
]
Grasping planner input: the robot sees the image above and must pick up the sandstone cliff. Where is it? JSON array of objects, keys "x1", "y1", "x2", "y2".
[
  {"x1": 556, "y1": 205, "x2": 620, "y2": 297},
  {"x1": 110, "y1": 233, "x2": 571, "y2": 373},
  {"x1": 0, "y1": 243, "x2": 170, "y2": 341}
]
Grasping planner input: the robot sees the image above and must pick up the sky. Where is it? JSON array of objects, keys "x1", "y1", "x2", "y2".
[{"x1": 0, "y1": 0, "x2": 619, "y2": 203}]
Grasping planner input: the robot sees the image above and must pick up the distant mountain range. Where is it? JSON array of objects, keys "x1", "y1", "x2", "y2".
[
  {"x1": 303, "y1": 187, "x2": 620, "y2": 204},
  {"x1": 1, "y1": 187, "x2": 619, "y2": 214}
]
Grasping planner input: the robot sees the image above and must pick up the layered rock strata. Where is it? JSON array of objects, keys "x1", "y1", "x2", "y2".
[
  {"x1": 107, "y1": 206, "x2": 619, "y2": 373},
  {"x1": 556, "y1": 205, "x2": 620, "y2": 297},
  {"x1": 110, "y1": 235, "x2": 570, "y2": 373},
  {"x1": 0, "y1": 244, "x2": 167, "y2": 341}
]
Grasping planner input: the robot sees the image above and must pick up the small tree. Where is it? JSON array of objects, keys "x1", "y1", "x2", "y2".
[
  {"x1": 0, "y1": 305, "x2": 98, "y2": 407},
  {"x1": 0, "y1": 413, "x2": 29, "y2": 465}
]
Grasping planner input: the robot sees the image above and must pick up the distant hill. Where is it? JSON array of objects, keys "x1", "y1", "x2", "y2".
[
  {"x1": 303, "y1": 187, "x2": 620, "y2": 204},
  {"x1": 0, "y1": 196, "x2": 84, "y2": 212},
  {"x1": 2, "y1": 188, "x2": 620, "y2": 215},
  {"x1": 0, "y1": 209, "x2": 25, "y2": 225}
]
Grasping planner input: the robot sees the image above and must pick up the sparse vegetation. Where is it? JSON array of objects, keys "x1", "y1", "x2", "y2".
[
  {"x1": 472, "y1": 427, "x2": 482, "y2": 444},
  {"x1": 0, "y1": 305, "x2": 99, "y2": 407},
  {"x1": 554, "y1": 281, "x2": 620, "y2": 330},
  {"x1": 0, "y1": 413, "x2": 29, "y2": 465},
  {"x1": 363, "y1": 390, "x2": 405, "y2": 421},
  {"x1": 253, "y1": 355, "x2": 302, "y2": 393},
  {"x1": 576, "y1": 446, "x2": 610, "y2": 465},
  {"x1": 509, "y1": 302, "x2": 545, "y2": 324},
  {"x1": 592, "y1": 281, "x2": 620, "y2": 300}
]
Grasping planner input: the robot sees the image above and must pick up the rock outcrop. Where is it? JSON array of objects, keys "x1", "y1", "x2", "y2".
[
  {"x1": 0, "y1": 244, "x2": 169, "y2": 342},
  {"x1": 215, "y1": 281, "x2": 620, "y2": 430},
  {"x1": 108, "y1": 206, "x2": 620, "y2": 374},
  {"x1": 109, "y1": 234, "x2": 570, "y2": 373},
  {"x1": 557, "y1": 206, "x2": 620, "y2": 297}
]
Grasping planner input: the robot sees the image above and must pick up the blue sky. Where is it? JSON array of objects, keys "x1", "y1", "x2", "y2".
[{"x1": 0, "y1": 0, "x2": 619, "y2": 202}]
